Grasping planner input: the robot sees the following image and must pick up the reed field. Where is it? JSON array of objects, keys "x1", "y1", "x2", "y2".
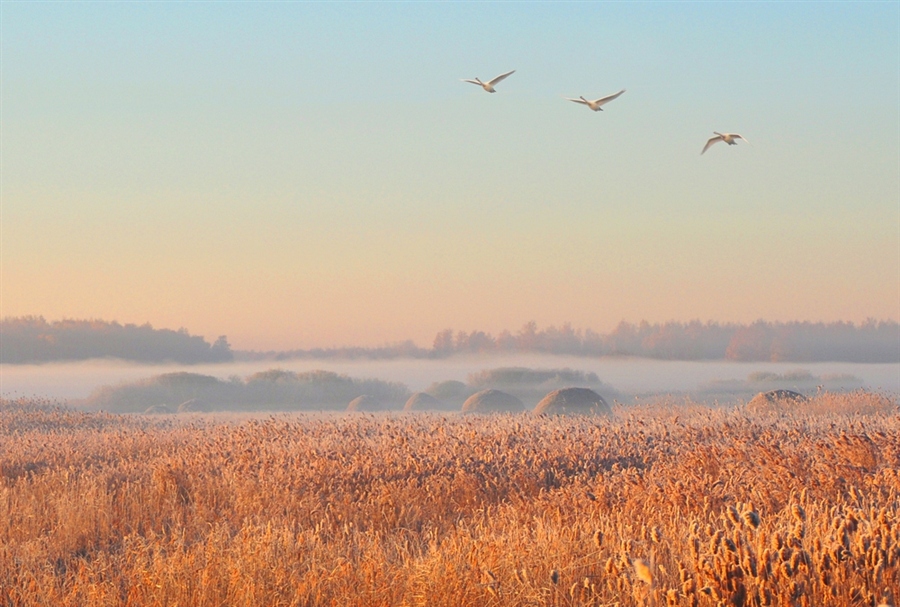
[{"x1": 1, "y1": 392, "x2": 898, "y2": 606}]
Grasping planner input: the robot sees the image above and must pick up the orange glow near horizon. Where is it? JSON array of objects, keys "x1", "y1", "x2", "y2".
[{"x1": 3, "y1": 4, "x2": 898, "y2": 350}]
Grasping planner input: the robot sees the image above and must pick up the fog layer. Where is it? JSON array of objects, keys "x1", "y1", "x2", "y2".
[{"x1": 2, "y1": 354, "x2": 897, "y2": 402}]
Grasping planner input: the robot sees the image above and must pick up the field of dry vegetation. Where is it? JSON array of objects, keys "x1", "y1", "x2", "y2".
[{"x1": 1, "y1": 392, "x2": 898, "y2": 606}]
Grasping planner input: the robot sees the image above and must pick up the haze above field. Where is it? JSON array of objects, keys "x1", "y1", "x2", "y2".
[
  {"x1": 4, "y1": 356, "x2": 899, "y2": 404},
  {"x1": 2, "y1": 3, "x2": 898, "y2": 350}
]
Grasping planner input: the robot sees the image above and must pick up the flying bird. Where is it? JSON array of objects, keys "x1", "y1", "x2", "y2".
[
  {"x1": 566, "y1": 89, "x2": 626, "y2": 111},
  {"x1": 701, "y1": 132, "x2": 749, "y2": 155},
  {"x1": 461, "y1": 70, "x2": 516, "y2": 93}
]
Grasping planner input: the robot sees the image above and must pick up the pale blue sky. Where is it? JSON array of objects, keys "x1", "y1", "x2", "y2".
[{"x1": 3, "y1": 2, "x2": 898, "y2": 349}]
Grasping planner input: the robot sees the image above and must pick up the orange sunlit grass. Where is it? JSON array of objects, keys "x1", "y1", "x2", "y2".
[{"x1": 1, "y1": 393, "x2": 897, "y2": 606}]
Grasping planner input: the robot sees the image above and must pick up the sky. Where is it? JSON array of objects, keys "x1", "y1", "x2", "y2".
[{"x1": 2, "y1": 1, "x2": 898, "y2": 351}]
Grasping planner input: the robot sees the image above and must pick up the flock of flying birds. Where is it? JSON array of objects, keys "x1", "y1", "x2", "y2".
[{"x1": 461, "y1": 69, "x2": 749, "y2": 155}]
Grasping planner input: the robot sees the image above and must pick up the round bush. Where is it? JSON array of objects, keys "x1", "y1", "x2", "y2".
[
  {"x1": 346, "y1": 395, "x2": 385, "y2": 412},
  {"x1": 461, "y1": 389, "x2": 525, "y2": 414},
  {"x1": 533, "y1": 388, "x2": 612, "y2": 416},
  {"x1": 404, "y1": 392, "x2": 445, "y2": 411}
]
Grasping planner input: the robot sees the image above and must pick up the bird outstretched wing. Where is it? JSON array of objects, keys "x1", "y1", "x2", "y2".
[
  {"x1": 566, "y1": 97, "x2": 589, "y2": 105},
  {"x1": 701, "y1": 135, "x2": 723, "y2": 155},
  {"x1": 487, "y1": 70, "x2": 515, "y2": 86},
  {"x1": 596, "y1": 89, "x2": 626, "y2": 105}
]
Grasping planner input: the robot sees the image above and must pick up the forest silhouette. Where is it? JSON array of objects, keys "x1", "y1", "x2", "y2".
[
  {"x1": 2, "y1": 316, "x2": 897, "y2": 364},
  {"x1": 245, "y1": 319, "x2": 899, "y2": 364},
  {"x1": 1, "y1": 317, "x2": 232, "y2": 364}
]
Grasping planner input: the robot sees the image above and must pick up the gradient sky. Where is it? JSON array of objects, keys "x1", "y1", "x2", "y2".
[{"x1": 2, "y1": 2, "x2": 898, "y2": 350}]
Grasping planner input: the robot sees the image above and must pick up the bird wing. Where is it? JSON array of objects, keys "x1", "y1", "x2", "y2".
[
  {"x1": 461, "y1": 79, "x2": 482, "y2": 86},
  {"x1": 701, "y1": 135, "x2": 723, "y2": 155},
  {"x1": 594, "y1": 89, "x2": 626, "y2": 105},
  {"x1": 566, "y1": 97, "x2": 589, "y2": 105},
  {"x1": 734, "y1": 134, "x2": 750, "y2": 144},
  {"x1": 487, "y1": 70, "x2": 515, "y2": 86}
]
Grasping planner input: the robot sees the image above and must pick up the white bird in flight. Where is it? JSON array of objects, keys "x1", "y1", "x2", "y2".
[
  {"x1": 566, "y1": 89, "x2": 626, "y2": 111},
  {"x1": 701, "y1": 132, "x2": 749, "y2": 155},
  {"x1": 461, "y1": 70, "x2": 516, "y2": 93}
]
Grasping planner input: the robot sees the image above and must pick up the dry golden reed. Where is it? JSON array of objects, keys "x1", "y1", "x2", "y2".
[{"x1": 0, "y1": 391, "x2": 898, "y2": 606}]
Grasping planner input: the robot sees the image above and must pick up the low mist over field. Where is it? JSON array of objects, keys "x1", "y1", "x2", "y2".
[
  {"x1": 2, "y1": 359, "x2": 886, "y2": 415},
  {"x1": 4, "y1": 352, "x2": 899, "y2": 406},
  {"x1": 4, "y1": 316, "x2": 897, "y2": 406}
]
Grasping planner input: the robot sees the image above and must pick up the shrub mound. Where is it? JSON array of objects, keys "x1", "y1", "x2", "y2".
[
  {"x1": 346, "y1": 395, "x2": 385, "y2": 412},
  {"x1": 84, "y1": 369, "x2": 410, "y2": 412},
  {"x1": 461, "y1": 389, "x2": 525, "y2": 414},
  {"x1": 403, "y1": 392, "x2": 446, "y2": 412},
  {"x1": 465, "y1": 367, "x2": 620, "y2": 406},
  {"x1": 746, "y1": 389, "x2": 809, "y2": 412},
  {"x1": 533, "y1": 387, "x2": 613, "y2": 416}
]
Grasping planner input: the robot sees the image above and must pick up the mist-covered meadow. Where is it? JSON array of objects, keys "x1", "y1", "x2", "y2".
[{"x1": 3, "y1": 354, "x2": 898, "y2": 411}]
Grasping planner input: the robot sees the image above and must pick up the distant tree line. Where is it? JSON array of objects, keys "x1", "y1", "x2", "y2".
[
  {"x1": 2, "y1": 316, "x2": 897, "y2": 364},
  {"x1": 83, "y1": 366, "x2": 608, "y2": 413},
  {"x1": 240, "y1": 319, "x2": 899, "y2": 363},
  {"x1": 0, "y1": 316, "x2": 232, "y2": 364},
  {"x1": 83, "y1": 369, "x2": 409, "y2": 413},
  {"x1": 240, "y1": 340, "x2": 426, "y2": 362},
  {"x1": 431, "y1": 320, "x2": 899, "y2": 362}
]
